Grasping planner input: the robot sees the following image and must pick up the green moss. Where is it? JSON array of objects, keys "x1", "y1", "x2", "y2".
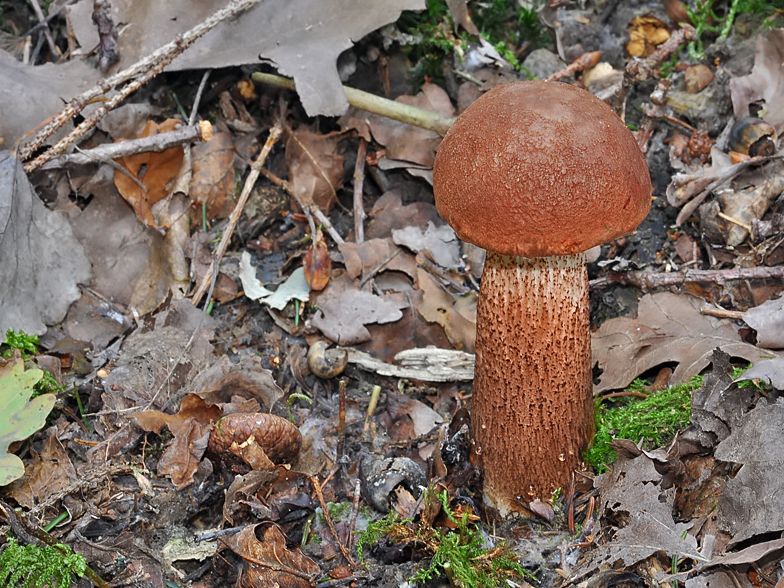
[
  {"x1": 1, "y1": 330, "x2": 39, "y2": 359},
  {"x1": 356, "y1": 490, "x2": 535, "y2": 587},
  {"x1": 0, "y1": 538, "x2": 87, "y2": 588},
  {"x1": 585, "y1": 376, "x2": 701, "y2": 472}
]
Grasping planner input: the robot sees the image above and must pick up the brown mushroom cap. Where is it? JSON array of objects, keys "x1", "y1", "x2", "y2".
[{"x1": 433, "y1": 81, "x2": 652, "y2": 259}]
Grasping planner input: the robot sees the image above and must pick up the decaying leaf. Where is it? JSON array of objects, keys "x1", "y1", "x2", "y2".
[
  {"x1": 303, "y1": 230, "x2": 331, "y2": 291},
  {"x1": 416, "y1": 268, "x2": 476, "y2": 352},
  {"x1": 286, "y1": 130, "x2": 344, "y2": 213},
  {"x1": 0, "y1": 151, "x2": 93, "y2": 336},
  {"x1": 729, "y1": 28, "x2": 784, "y2": 135},
  {"x1": 392, "y1": 222, "x2": 460, "y2": 268},
  {"x1": 743, "y1": 295, "x2": 784, "y2": 348},
  {"x1": 5, "y1": 429, "x2": 77, "y2": 508},
  {"x1": 311, "y1": 275, "x2": 409, "y2": 345},
  {"x1": 239, "y1": 252, "x2": 310, "y2": 310},
  {"x1": 225, "y1": 523, "x2": 319, "y2": 588},
  {"x1": 626, "y1": 15, "x2": 670, "y2": 58},
  {"x1": 190, "y1": 131, "x2": 236, "y2": 220},
  {"x1": 575, "y1": 452, "x2": 704, "y2": 582},
  {"x1": 592, "y1": 292, "x2": 766, "y2": 393},
  {"x1": 714, "y1": 400, "x2": 784, "y2": 546},
  {"x1": 0, "y1": 355, "x2": 56, "y2": 486},
  {"x1": 338, "y1": 238, "x2": 417, "y2": 281},
  {"x1": 114, "y1": 119, "x2": 185, "y2": 229},
  {"x1": 737, "y1": 355, "x2": 784, "y2": 389},
  {"x1": 70, "y1": 0, "x2": 424, "y2": 117}
]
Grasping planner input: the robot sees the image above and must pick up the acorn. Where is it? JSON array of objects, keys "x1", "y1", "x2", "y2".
[{"x1": 728, "y1": 116, "x2": 777, "y2": 157}]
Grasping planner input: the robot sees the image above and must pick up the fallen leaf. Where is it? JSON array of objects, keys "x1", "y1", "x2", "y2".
[
  {"x1": 286, "y1": 129, "x2": 344, "y2": 213},
  {"x1": 0, "y1": 151, "x2": 92, "y2": 336},
  {"x1": 190, "y1": 131, "x2": 236, "y2": 220},
  {"x1": 365, "y1": 191, "x2": 444, "y2": 241},
  {"x1": 5, "y1": 428, "x2": 76, "y2": 507},
  {"x1": 743, "y1": 295, "x2": 784, "y2": 348},
  {"x1": 303, "y1": 230, "x2": 331, "y2": 291},
  {"x1": 239, "y1": 252, "x2": 310, "y2": 310},
  {"x1": 416, "y1": 268, "x2": 476, "y2": 352},
  {"x1": 736, "y1": 355, "x2": 784, "y2": 389},
  {"x1": 714, "y1": 400, "x2": 784, "y2": 547},
  {"x1": 311, "y1": 273, "x2": 409, "y2": 345},
  {"x1": 114, "y1": 119, "x2": 185, "y2": 228},
  {"x1": 729, "y1": 28, "x2": 784, "y2": 135},
  {"x1": 575, "y1": 452, "x2": 703, "y2": 582},
  {"x1": 338, "y1": 238, "x2": 417, "y2": 281},
  {"x1": 225, "y1": 523, "x2": 319, "y2": 588},
  {"x1": 70, "y1": 0, "x2": 424, "y2": 117},
  {"x1": 0, "y1": 52, "x2": 98, "y2": 147},
  {"x1": 0, "y1": 355, "x2": 56, "y2": 486},
  {"x1": 392, "y1": 222, "x2": 461, "y2": 268},
  {"x1": 592, "y1": 292, "x2": 767, "y2": 393}
]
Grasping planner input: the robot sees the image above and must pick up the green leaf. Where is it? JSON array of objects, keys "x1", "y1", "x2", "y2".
[{"x1": 0, "y1": 356, "x2": 56, "y2": 486}]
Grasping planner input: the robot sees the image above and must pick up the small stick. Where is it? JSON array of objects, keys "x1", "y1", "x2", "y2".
[
  {"x1": 192, "y1": 124, "x2": 283, "y2": 306},
  {"x1": 352, "y1": 138, "x2": 368, "y2": 244},
  {"x1": 717, "y1": 211, "x2": 751, "y2": 232},
  {"x1": 261, "y1": 168, "x2": 346, "y2": 245},
  {"x1": 337, "y1": 379, "x2": 347, "y2": 460},
  {"x1": 362, "y1": 385, "x2": 381, "y2": 434},
  {"x1": 700, "y1": 307, "x2": 744, "y2": 319},
  {"x1": 589, "y1": 265, "x2": 784, "y2": 290},
  {"x1": 38, "y1": 122, "x2": 212, "y2": 169},
  {"x1": 253, "y1": 72, "x2": 456, "y2": 136},
  {"x1": 27, "y1": 0, "x2": 58, "y2": 60},
  {"x1": 545, "y1": 51, "x2": 602, "y2": 82},
  {"x1": 19, "y1": 0, "x2": 262, "y2": 165},
  {"x1": 346, "y1": 478, "x2": 362, "y2": 550},
  {"x1": 310, "y1": 475, "x2": 357, "y2": 569}
]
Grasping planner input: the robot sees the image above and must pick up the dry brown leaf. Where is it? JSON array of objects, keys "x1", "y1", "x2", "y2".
[
  {"x1": 5, "y1": 429, "x2": 77, "y2": 509},
  {"x1": 338, "y1": 238, "x2": 417, "y2": 281},
  {"x1": 729, "y1": 28, "x2": 784, "y2": 135},
  {"x1": 114, "y1": 119, "x2": 184, "y2": 229},
  {"x1": 157, "y1": 418, "x2": 212, "y2": 490},
  {"x1": 365, "y1": 191, "x2": 443, "y2": 241},
  {"x1": 190, "y1": 131, "x2": 237, "y2": 220},
  {"x1": 286, "y1": 130, "x2": 344, "y2": 213},
  {"x1": 310, "y1": 272, "x2": 408, "y2": 345},
  {"x1": 303, "y1": 229, "x2": 331, "y2": 291},
  {"x1": 416, "y1": 268, "x2": 476, "y2": 352},
  {"x1": 134, "y1": 393, "x2": 222, "y2": 435},
  {"x1": 226, "y1": 523, "x2": 319, "y2": 588},
  {"x1": 592, "y1": 292, "x2": 766, "y2": 393}
]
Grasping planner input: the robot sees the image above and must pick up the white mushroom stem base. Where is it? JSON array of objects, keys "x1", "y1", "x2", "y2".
[{"x1": 472, "y1": 251, "x2": 594, "y2": 516}]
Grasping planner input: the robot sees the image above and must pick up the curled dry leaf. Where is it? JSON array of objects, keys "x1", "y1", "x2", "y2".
[
  {"x1": 286, "y1": 129, "x2": 344, "y2": 213},
  {"x1": 303, "y1": 229, "x2": 331, "y2": 291},
  {"x1": 225, "y1": 523, "x2": 319, "y2": 588},
  {"x1": 114, "y1": 119, "x2": 185, "y2": 229},
  {"x1": 190, "y1": 131, "x2": 236, "y2": 220},
  {"x1": 208, "y1": 412, "x2": 302, "y2": 466}
]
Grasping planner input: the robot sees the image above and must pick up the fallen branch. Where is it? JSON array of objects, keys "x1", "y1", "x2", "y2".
[
  {"x1": 192, "y1": 123, "x2": 283, "y2": 307},
  {"x1": 38, "y1": 121, "x2": 212, "y2": 169},
  {"x1": 252, "y1": 72, "x2": 456, "y2": 135},
  {"x1": 20, "y1": 0, "x2": 262, "y2": 171},
  {"x1": 589, "y1": 265, "x2": 784, "y2": 290}
]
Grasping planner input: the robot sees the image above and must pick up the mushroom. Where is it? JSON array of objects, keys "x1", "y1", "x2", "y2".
[{"x1": 432, "y1": 81, "x2": 651, "y2": 516}]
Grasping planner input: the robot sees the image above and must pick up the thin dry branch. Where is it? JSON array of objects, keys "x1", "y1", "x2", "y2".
[
  {"x1": 191, "y1": 124, "x2": 283, "y2": 307},
  {"x1": 589, "y1": 265, "x2": 784, "y2": 290},
  {"x1": 19, "y1": 0, "x2": 262, "y2": 169}
]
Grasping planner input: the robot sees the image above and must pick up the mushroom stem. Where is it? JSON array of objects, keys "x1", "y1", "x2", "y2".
[{"x1": 473, "y1": 251, "x2": 594, "y2": 515}]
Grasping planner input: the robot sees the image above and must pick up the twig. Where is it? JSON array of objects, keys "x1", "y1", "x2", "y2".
[
  {"x1": 545, "y1": 51, "x2": 602, "y2": 82},
  {"x1": 358, "y1": 248, "x2": 402, "y2": 288},
  {"x1": 337, "y1": 379, "x2": 347, "y2": 460},
  {"x1": 346, "y1": 478, "x2": 362, "y2": 551},
  {"x1": 612, "y1": 25, "x2": 696, "y2": 117},
  {"x1": 310, "y1": 475, "x2": 357, "y2": 569},
  {"x1": 261, "y1": 168, "x2": 346, "y2": 245},
  {"x1": 253, "y1": 72, "x2": 456, "y2": 135},
  {"x1": 38, "y1": 121, "x2": 212, "y2": 169},
  {"x1": 700, "y1": 307, "x2": 744, "y2": 319},
  {"x1": 589, "y1": 265, "x2": 784, "y2": 290},
  {"x1": 19, "y1": 0, "x2": 263, "y2": 167},
  {"x1": 352, "y1": 138, "x2": 368, "y2": 243},
  {"x1": 27, "y1": 0, "x2": 58, "y2": 60},
  {"x1": 192, "y1": 124, "x2": 283, "y2": 307}
]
